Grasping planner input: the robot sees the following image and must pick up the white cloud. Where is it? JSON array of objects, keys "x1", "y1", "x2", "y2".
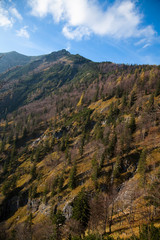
[
  {"x1": 28, "y1": 0, "x2": 156, "y2": 40},
  {"x1": 9, "y1": 7, "x2": 23, "y2": 21},
  {"x1": 0, "y1": 3, "x2": 23, "y2": 29},
  {"x1": 143, "y1": 43, "x2": 151, "y2": 49},
  {"x1": 16, "y1": 26, "x2": 30, "y2": 39},
  {"x1": 0, "y1": 5, "x2": 13, "y2": 28}
]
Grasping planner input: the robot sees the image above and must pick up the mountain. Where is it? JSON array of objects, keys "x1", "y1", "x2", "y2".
[
  {"x1": 0, "y1": 49, "x2": 93, "y2": 119},
  {"x1": 0, "y1": 50, "x2": 160, "y2": 240},
  {"x1": 0, "y1": 51, "x2": 38, "y2": 73}
]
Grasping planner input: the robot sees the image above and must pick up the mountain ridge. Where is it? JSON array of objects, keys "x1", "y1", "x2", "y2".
[{"x1": 0, "y1": 49, "x2": 160, "y2": 239}]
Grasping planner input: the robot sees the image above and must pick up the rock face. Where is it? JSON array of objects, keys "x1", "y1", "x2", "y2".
[
  {"x1": 39, "y1": 203, "x2": 51, "y2": 216},
  {"x1": 27, "y1": 199, "x2": 40, "y2": 212},
  {"x1": 63, "y1": 203, "x2": 73, "y2": 219}
]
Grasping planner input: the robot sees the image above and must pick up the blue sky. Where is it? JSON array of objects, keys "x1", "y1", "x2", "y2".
[{"x1": 0, "y1": 0, "x2": 160, "y2": 64}]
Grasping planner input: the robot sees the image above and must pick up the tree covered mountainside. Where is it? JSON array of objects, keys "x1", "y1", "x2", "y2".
[
  {"x1": 0, "y1": 51, "x2": 39, "y2": 74},
  {"x1": 0, "y1": 50, "x2": 160, "y2": 240}
]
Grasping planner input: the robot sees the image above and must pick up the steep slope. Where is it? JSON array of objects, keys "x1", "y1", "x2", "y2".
[
  {"x1": 0, "y1": 51, "x2": 37, "y2": 73},
  {"x1": 0, "y1": 51, "x2": 160, "y2": 239},
  {"x1": 0, "y1": 49, "x2": 95, "y2": 119}
]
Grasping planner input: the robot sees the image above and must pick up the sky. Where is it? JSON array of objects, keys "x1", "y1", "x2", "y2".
[{"x1": 0, "y1": 0, "x2": 160, "y2": 65}]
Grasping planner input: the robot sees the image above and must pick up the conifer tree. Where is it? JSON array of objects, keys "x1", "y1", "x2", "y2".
[
  {"x1": 72, "y1": 188, "x2": 90, "y2": 229},
  {"x1": 113, "y1": 156, "x2": 121, "y2": 179},
  {"x1": 30, "y1": 163, "x2": 37, "y2": 180},
  {"x1": 138, "y1": 149, "x2": 147, "y2": 186},
  {"x1": 58, "y1": 174, "x2": 64, "y2": 193},
  {"x1": 69, "y1": 162, "x2": 77, "y2": 189},
  {"x1": 129, "y1": 115, "x2": 136, "y2": 134},
  {"x1": 79, "y1": 134, "x2": 85, "y2": 157}
]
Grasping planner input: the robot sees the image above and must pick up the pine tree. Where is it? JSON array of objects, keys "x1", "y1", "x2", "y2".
[
  {"x1": 113, "y1": 157, "x2": 121, "y2": 179},
  {"x1": 58, "y1": 174, "x2": 64, "y2": 193},
  {"x1": 155, "y1": 79, "x2": 160, "y2": 96},
  {"x1": 79, "y1": 134, "x2": 85, "y2": 157},
  {"x1": 147, "y1": 93, "x2": 154, "y2": 111},
  {"x1": 30, "y1": 163, "x2": 37, "y2": 179},
  {"x1": 129, "y1": 91, "x2": 136, "y2": 108},
  {"x1": 107, "y1": 133, "x2": 117, "y2": 158},
  {"x1": 129, "y1": 115, "x2": 136, "y2": 134},
  {"x1": 72, "y1": 188, "x2": 90, "y2": 229},
  {"x1": 69, "y1": 163, "x2": 77, "y2": 189},
  {"x1": 138, "y1": 149, "x2": 147, "y2": 186}
]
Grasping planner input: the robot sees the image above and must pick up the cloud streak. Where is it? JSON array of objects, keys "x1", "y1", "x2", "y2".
[
  {"x1": 16, "y1": 26, "x2": 30, "y2": 39},
  {"x1": 9, "y1": 7, "x2": 23, "y2": 21},
  {"x1": 28, "y1": 0, "x2": 156, "y2": 41}
]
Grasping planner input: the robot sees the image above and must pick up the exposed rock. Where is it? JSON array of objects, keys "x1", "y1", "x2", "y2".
[
  {"x1": 63, "y1": 202, "x2": 73, "y2": 219},
  {"x1": 27, "y1": 199, "x2": 40, "y2": 212},
  {"x1": 38, "y1": 203, "x2": 51, "y2": 216}
]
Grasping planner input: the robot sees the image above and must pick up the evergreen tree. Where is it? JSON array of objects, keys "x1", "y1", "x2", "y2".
[
  {"x1": 72, "y1": 188, "x2": 90, "y2": 229},
  {"x1": 147, "y1": 93, "x2": 154, "y2": 111},
  {"x1": 58, "y1": 174, "x2": 64, "y2": 193},
  {"x1": 155, "y1": 79, "x2": 160, "y2": 96},
  {"x1": 51, "y1": 210, "x2": 65, "y2": 240},
  {"x1": 79, "y1": 134, "x2": 85, "y2": 157},
  {"x1": 138, "y1": 149, "x2": 147, "y2": 186},
  {"x1": 129, "y1": 91, "x2": 136, "y2": 108},
  {"x1": 129, "y1": 115, "x2": 136, "y2": 134},
  {"x1": 30, "y1": 163, "x2": 37, "y2": 180},
  {"x1": 121, "y1": 93, "x2": 127, "y2": 108},
  {"x1": 113, "y1": 156, "x2": 121, "y2": 179},
  {"x1": 107, "y1": 133, "x2": 117, "y2": 158},
  {"x1": 69, "y1": 162, "x2": 77, "y2": 189}
]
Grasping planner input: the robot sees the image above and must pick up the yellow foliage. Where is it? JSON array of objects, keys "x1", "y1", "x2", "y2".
[
  {"x1": 17, "y1": 174, "x2": 31, "y2": 188},
  {"x1": 77, "y1": 92, "x2": 84, "y2": 107},
  {"x1": 117, "y1": 76, "x2": 122, "y2": 84}
]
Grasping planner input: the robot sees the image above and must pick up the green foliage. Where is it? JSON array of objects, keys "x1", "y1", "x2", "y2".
[
  {"x1": 91, "y1": 154, "x2": 100, "y2": 189},
  {"x1": 128, "y1": 115, "x2": 136, "y2": 134},
  {"x1": 2, "y1": 175, "x2": 17, "y2": 196},
  {"x1": 29, "y1": 184, "x2": 37, "y2": 199},
  {"x1": 147, "y1": 93, "x2": 154, "y2": 111},
  {"x1": 113, "y1": 156, "x2": 121, "y2": 179},
  {"x1": 79, "y1": 134, "x2": 85, "y2": 157},
  {"x1": 58, "y1": 174, "x2": 64, "y2": 193},
  {"x1": 100, "y1": 152, "x2": 105, "y2": 168},
  {"x1": 137, "y1": 149, "x2": 147, "y2": 186},
  {"x1": 120, "y1": 125, "x2": 132, "y2": 153},
  {"x1": 155, "y1": 79, "x2": 160, "y2": 96},
  {"x1": 35, "y1": 147, "x2": 40, "y2": 162},
  {"x1": 51, "y1": 210, "x2": 65, "y2": 226},
  {"x1": 129, "y1": 91, "x2": 136, "y2": 108},
  {"x1": 107, "y1": 103, "x2": 119, "y2": 124},
  {"x1": 50, "y1": 210, "x2": 66, "y2": 240},
  {"x1": 30, "y1": 163, "x2": 37, "y2": 180},
  {"x1": 51, "y1": 176, "x2": 59, "y2": 197},
  {"x1": 121, "y1": 94, "x2": 127, "y2": 108},
  {"x1": 139, "y1": 224, "x2": 160, "y2": 240},
  {"x1": 65, "y1": 148, "x2": 71, "y2": 165},
  {"x1": 72, "y1": 188, "x2": 90, "y2": 228},
  {"x1": 107, "y1": 133, "x2": 117, "y2": 158},
  {"x1": 69, "y1": 163, "x2": 77, "y2": 189},
  {"x1": 145, "y1": 168, "x2": 160, "y2": 207},
  {"x1": 94, "y1": 122, "x2": 103, "y2": 140}
]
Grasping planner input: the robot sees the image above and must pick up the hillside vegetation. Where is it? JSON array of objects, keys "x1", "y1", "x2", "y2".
[{"x1": 0, "y1": 50, "x2": 160, "y2": 240}]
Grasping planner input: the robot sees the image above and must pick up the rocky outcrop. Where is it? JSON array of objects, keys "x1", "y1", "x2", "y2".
[
  {"x1": 63, "y1": 202, "x2": 73, "y2": 219},
  {"x1": 27, "y1": 199, "x2": 40, "y2": 213}
]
